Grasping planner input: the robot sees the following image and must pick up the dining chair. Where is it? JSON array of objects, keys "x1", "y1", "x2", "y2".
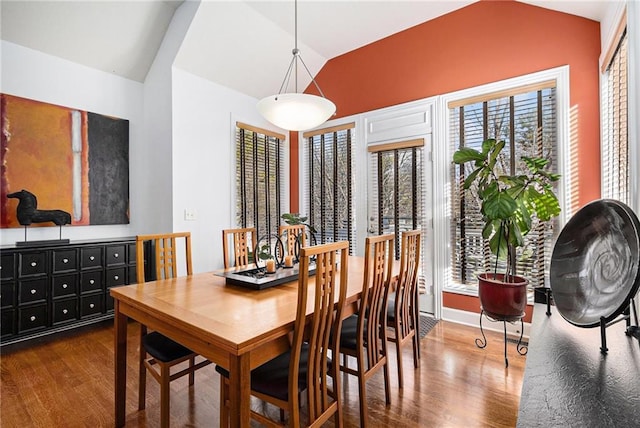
[
  {"x1": 387, "y1": 229, "x2": 422, "y2": 388},
  {"x1": 136, "y1": 232, "x2": 211, "y2": 427},
  {"x1": 216, "y1": 240, "x2": 350, "y2": 427},
  {"x1": 222, "y1": 227, "x2": 257, "y2": 269},
  {"x1": 278, "y1": 224, "x2": 307, "y2": 257},
  {"x1": 338, "y1": 233, "x2": 393, "y2": 426}
]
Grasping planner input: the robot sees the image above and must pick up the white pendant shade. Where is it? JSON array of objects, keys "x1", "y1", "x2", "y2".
[{"x1": 257, "y1": 93, "x2": 336, "y2": 132}]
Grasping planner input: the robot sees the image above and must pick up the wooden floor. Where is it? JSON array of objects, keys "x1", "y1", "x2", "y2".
[{"x1": 1, "y1": 318, "x2": 526, "y2": 427}]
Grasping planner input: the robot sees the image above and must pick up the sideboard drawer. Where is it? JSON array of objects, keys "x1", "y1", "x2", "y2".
[
  {"x1": 106, "y1": 245, "x2": 126, "y2": 266},
  {"x1": 81, "y1": 247, "x2": 103, "y2": 269},
  {"x1": 52, "y1": 274, "x2": 78, "y2": 298},
  {"x1": 19, "y1": 278, "x2": 48, "y2": 304},
  {"x1": 1, "y1": 309, "x2": 15, "y2": 337},
  {"x1": 18, "y1": 304, "x2": 48, "y2": 332},
  {"x1": 19, "y1": 252, "x2": 47, "y2": 276},
  {"x1": 52, "y1": 249, "x2": 77, "y2": 273},
  {"x1": 53, "y1": 298, "x2": 78, "y2": 324},
  {"x1": 0, "y1": 254, "x2": 15, "y2": 280},
  {"x1": 106, "y1": 267, "x2": 126, "y2": 288},
  {"x1": 1, "y1": 281, "x2": 16, "y2": 308},
  {"x1": 80, "y1": 271, "x2": 103, "y2": 293},
  {"x1": 80, "y1": 294, "x2": 103, "y2": 317}
]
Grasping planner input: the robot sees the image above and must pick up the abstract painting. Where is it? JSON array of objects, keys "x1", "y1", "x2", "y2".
[{"x1": 1, "y1": 94, "x2": 129, "y2": 228}]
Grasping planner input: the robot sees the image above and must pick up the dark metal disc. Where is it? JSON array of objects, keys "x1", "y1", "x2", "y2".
[{"x1": 550, "y1": 199, "x2": 640, "y2": 327}]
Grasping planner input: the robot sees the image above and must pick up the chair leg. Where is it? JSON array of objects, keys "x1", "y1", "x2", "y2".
[
  {"x1": 357, "y1": 368, "x2": 368, "y2": 426},
  {"x1": 189, "y1": 355, "x2": 195, "y2": 386},
  {"x1": 160, "y1": 363, "x2": 171, "y2": 428},
  {"x1": 383, "y1": 359, "x2": 391, "y2": 405},
  {"x1": 395, "y1": 337, "x2": 404, "y2": 389},
  {"x1": 412, "y1": 332, "x2": 420, "y2": 369},
  {"x1": 138, "y1": 326, "x2": 147, "y2": 410}
]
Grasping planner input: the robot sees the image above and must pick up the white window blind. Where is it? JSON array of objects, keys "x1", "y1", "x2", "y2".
[
  {"x1": 303, "y1": 123, "x2": 356, "y2": 254},
  {"x1": 235, "y1": 122, "x2": 285, "y2": 239},
  {"x1": 602, "y1": 29, "x2": 628, "y2": 204},
  {"x1": 449, "y1": 86, "x2": 558, "y2": 289}
]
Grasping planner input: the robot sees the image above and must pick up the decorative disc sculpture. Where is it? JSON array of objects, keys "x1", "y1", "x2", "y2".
[{"x1": 550, "y1": 199, "x2": 640, "y2": 352}]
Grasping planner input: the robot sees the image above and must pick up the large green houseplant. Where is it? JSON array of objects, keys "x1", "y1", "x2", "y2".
[{"x1": 453, "y1": 137, "x2": 561, "y2": 318}]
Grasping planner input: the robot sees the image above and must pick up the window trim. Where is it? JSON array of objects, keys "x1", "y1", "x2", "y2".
[
  {"x1": 433, "y1": 66, "x2": 571, "y2": 295},
  {"x1": 230, "y1": 117, "x2": 289, "y2": 236}
]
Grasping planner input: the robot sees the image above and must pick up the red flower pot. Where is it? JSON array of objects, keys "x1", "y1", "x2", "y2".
[{"x1": 478, "y1": 273, "x2": 528, "y2": 321}]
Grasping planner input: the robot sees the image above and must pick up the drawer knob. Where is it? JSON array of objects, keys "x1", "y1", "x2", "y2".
[
  {"x1": 89, "y1": 279, "x2": 95, "y2": 285},
  {"x1": 62, "y1": 309, "x2": 68, "y2": 314},
  {"x1": 31, "y1": 261, "x2": 37, "y2": 267},
  {"x1": 30, "y1": 315, "x2": 36, "y2": 322},
  {"x1": 114, "y1": 275, "x2": 119, "y2": 280},
  {"x1": 114, "y1": 253, "x2": 119, "y2": 258},
  {"x1": 90, "y1": 256, "x2": 95, "y2": 261},
  {"x1": 63, "y1": 258, "x2": 69, "y2": 263},
  {"x1": 30, "y1": 289, "x2": 36, "y2": 294},
  {"x1": 89, "y1": 303, "x2": 95, "y2": 309}
]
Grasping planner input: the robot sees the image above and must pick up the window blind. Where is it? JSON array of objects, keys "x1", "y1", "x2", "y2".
[
  {"x1": 235, "y1": 123, "x2": 284, "y2": 240},
  {"x1": 602, "y1": 29, "x2": 628, "y2": 204},
  {"x1": 304, "y1": 124, "x2": 355, "y2": 254},
  {"x1": 449, "y1": 87, "x2": 558, "y2": 289}
]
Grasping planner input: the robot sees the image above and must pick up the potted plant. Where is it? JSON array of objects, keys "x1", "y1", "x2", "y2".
[{"x1": 452, "y1": 137, "x2": 561, "y2": 320}]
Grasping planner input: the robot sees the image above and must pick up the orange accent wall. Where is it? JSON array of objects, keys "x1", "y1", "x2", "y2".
[{"x1": 293, "y1": 0, "x2": 602, "y2": 314}]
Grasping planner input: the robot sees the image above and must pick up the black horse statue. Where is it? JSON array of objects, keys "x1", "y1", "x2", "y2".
[{"x1": 7, "y1": 189, "x2": 71, "y2": 226}]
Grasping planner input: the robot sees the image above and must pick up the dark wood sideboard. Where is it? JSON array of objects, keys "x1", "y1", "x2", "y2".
[
  {"x1": 0, "y1": 237, "x2": 137, "y2": 346},
  {"x1": 517, "y1": 302, "x2": 640, "y2": 427}
]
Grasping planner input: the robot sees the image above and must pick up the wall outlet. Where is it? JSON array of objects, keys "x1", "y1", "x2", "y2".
[{"x1": 184, "y1": 208, "x2": 197, "y2": 221}]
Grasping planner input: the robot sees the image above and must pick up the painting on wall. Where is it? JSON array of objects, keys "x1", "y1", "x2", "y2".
[{"x1": 0, "y1": 94, "x2": 130, "y2": 228}]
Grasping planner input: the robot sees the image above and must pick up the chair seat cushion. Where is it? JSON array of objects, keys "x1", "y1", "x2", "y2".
[
  {"x1": 387, "y1": 295, "x2": 396, "y2": 322},
  {"x1": 142, "y1": 331, "x2": 194, "y2": 363},
  {"x1": 339, "y1": 314, "x2": 368, "y2": 351},
  {"x1": 215, "y1": 343, "x2": 311, "y2": 402}
]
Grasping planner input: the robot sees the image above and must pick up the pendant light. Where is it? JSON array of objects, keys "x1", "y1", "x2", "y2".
[{"x1": 257, "y1": 0, "x2": 336, "y2": 131}]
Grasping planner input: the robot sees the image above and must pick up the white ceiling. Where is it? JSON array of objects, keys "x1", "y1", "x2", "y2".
[{"x1": 0, "y1": 0, "x2": 616, "y2": 100}]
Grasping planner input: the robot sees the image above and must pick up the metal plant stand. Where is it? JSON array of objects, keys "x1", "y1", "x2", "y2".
[{"x1": 475, "y1": 310, "x2": 528, "y2": 367}]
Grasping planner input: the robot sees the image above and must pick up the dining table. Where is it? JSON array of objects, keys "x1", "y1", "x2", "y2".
[{"x1": 111, "y1": 255, "x2": 366, "y2": 427}]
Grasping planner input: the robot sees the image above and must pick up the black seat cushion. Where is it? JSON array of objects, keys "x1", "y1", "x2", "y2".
[
  {"x1": 339, "y1": 314, "x2": 369, "y2": 351},
  {"x1": 142, "y1": 331, "x2": 194, "y2": 363},
  {"x1": 215, "y1": 343, "x2": 311, "y2": 402},
  {"x1": 387, "y1": 295, "x2": 396, "y2": 322}
]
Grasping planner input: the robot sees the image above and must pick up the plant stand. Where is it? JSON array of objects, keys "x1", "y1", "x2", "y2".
[{"x1": 475, "y1": 310, "x2": 527, "y2": 367}]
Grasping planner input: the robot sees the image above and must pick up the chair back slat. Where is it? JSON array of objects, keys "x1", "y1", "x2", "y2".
[
  {"x1": 222, "y1": 227, "x2": 257, "y2": 269},
  {"x1": 361, "y1": 234, "x2": 394, "y2": 370},
  {"x1": 279, "y1": 224, "x2": 307, "y2": 256},
  {"x1": 290, "y1": 240, "x2": 348, "y2": 427},
  {"x1": 135, "y1": 232, "x2": 192, "y2": 284},
  {"x1": 396, "y1": 230, "x2": 422, "y2": 338}
]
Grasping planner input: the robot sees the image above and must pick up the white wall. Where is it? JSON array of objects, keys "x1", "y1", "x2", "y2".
[
  {"x1": 0, "y1": 41, "x2": 144, "y2": 246},
  {"x1": 171, "y1": 68, "x2": 288, "y2": 272}
]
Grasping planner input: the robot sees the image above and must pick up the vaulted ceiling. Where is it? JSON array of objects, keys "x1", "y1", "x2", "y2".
[{"x1": 0, "y1": 1, "x2": 616, "y2": 100}]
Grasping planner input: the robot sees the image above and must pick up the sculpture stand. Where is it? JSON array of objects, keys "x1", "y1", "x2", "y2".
[
  {"x1": 15, "y1": 225, "x2": 70, "y2": 247},
  {"x1": 475, "y1": 310, "x2": 528, "y2": 367},
  {"x1": 600, "y1": 297, "x2": 640, "y2": 354}
]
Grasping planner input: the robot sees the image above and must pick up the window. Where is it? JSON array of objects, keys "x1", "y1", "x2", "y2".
[
  {"x1": 235, "y1": 122, "x2": 286, "y2": 239},
  {"x1": 303, "y1": 123, "x2": 355, "y2": 253},
  {"x1": 449, "y1": 84, "x2": 558, "y2": 290},
  {"x1": 602, "y1": 28, "x2": 628, "y2": 204},
  {"x1": 369, "y1": 139, "x2": 425, "y2": 259}
]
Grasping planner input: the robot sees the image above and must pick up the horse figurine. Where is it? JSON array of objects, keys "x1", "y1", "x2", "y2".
[{"x1": 7, "y1": 189, "x2": 71, "y2": 226}]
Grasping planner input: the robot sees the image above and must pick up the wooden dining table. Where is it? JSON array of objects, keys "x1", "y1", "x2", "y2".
[{"x1": 111, "y1": 255, "x2": 366, "y2": 427}]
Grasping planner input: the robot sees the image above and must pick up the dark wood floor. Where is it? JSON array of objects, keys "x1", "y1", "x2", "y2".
[{"x1": 1, "y1": 318, "x2": 525, "y2": 427}]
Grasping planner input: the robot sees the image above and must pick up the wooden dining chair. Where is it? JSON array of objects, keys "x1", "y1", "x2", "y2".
[
  {"x1": 387, "y1": 230, "x2": 422, "y2": 388},
  {"x1": 216, "y1": 240, "x2": 350, "y2": 427},
  {"x1": 338, "y1": 233, "x2": 393, "y2": 426},
  {"x1": 278, "y1": 224, "x2": 307, "y2": 256},
  {"x1": 136, "y1": 232, "x2": 211, "y2": 428},
  {"x1": 222, "y1": 227, "x2": 257, "y2": 268}
]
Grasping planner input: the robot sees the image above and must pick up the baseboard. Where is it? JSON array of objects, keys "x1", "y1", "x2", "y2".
[{"x1": 441, "y1": 307, "x2": 531, "y2": 340}]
